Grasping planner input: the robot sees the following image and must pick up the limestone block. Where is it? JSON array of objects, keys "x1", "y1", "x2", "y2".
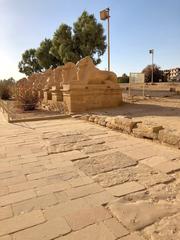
[
  {"x1": 114, "y1": 116, "x2": 139, "y2": 133},
  {"x1": 97, "y1": 116, "x2": 107, "y2": 126},
  {"x1": 94, "y1": 115, "x2": 101, "y2": 124},
  {"x1": 89, "y1": 115, "x2": 96, "y2": 122},
  {"x1": 158, "y1": 129, "x2": 180, "y2": 148},
  {"x1": 80, "y1": 114, "x2": 90, "y2": 121},
  {"x1": 51, "y1": 86, "x2": 63, "y2": 102},
  {"x1": 133, "y1": 122, "x2": 163, "y2": 140},
  {"x1": 105, "y1": 117, "x2": 116, "y2": 129}
]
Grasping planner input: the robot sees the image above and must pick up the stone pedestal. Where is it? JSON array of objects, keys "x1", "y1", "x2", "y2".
[
  {"x1": 51, "y1": 86, "x2": 63, "y2": 103},
  {"x1": 43, "y1": 89, "x2": 52, "y2": 102},
  {"x1": 38, "y1": 90, "x2": 44, "y2": 100},
  {"x1": 62, "y1": 84, "x2": 122, "y2": 113}
]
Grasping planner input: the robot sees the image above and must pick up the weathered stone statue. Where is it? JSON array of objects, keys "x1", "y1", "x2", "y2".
[
  {"x1": 62, "y1": 63, "x2": 77, "y2": 84},
  {"x1": 62, "y1": 56, "x2": 122, "y2": 113},
  {"x1": 76, "y1": 57, "x2": 117, "y2": 85}
]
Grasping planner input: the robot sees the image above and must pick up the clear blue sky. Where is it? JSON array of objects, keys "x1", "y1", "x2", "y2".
[{"x1": 0, "y1": 0, "x2": 180, "y2": 80}]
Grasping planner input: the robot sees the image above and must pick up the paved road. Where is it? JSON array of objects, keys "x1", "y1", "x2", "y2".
[{"x1": 0, "y1": 117, "x2": 180, "y2": 240}]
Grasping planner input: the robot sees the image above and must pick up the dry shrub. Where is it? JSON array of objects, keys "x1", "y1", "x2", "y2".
[
  {"x1": 0, "y1": 79, "x2": 15, "y2": 100},
  {"x1": 16, "y1": 79, "x2": 39, "y2": 111}
]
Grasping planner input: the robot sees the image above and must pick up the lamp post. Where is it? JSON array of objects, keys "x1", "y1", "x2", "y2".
[
  {"x1": 100, "y1": 8, "x2": 110, "y2": 71},
  {"x1": 149, "y1": 49, "x2": 154, "y2": 84}
]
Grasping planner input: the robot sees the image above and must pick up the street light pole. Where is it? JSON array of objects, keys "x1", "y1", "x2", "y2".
[
  {"x1": 100, "y1": 8, "x2": 110, "y2": 71},
  {"x1": 149, "y1": 49, "x2": 154, "y2": 84},
  {"x1": 107, "y1": 8, "x2": 110, "y2": 71}
]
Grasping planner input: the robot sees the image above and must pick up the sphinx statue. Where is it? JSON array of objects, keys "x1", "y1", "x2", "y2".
[
  {"x1": 76, "y1": 56, "x2": 117, "y2": 85},
  {"x1": 62, "y1": 62, "x2": 77, "y2": 84},
  {"x1": 52, "y1": 66, "x2": 63, "y2": 89}
]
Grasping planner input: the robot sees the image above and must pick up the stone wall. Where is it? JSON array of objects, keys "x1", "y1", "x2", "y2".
[{"x1": 17, "y1": 57, "x2": 122, "y2": 113}]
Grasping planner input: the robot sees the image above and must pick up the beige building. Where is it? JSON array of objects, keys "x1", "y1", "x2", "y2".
[{"x1": 163, "y1": 68, "x2": 180, "y2": 81}]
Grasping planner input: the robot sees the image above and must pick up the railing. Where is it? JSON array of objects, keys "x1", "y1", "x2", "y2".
[
  {"x1": 0, "y1": 100, "x2": 12, "y2": 122},
  {"x1": 0, "y1": 99, "x2": 70, "y2": 123},
  {"x1": 0, "y1": 99, "x2": 11, "y2": 122}
]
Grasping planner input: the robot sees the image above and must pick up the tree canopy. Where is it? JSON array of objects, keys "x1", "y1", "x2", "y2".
[
  {"x1": 36, "y1": 38, "x2": 60, "y2": 69},
  {"x1": 117, "y1": 73, "x2": 129, "y2": 83},
  {"x1": 50, "y1": 24, "x2": 78, "y2": 64},
  {"x1": 142, "y1": 64, "x2": 164, "y2": 82},
  {"x1": 18, "y1": 11, "x2": 107, "y2": 76},
  {"x1": 18, "y1": 49, "x2": 42, "y2": 76},
  {"x1": 73, "y1": 11, "x2": 106, "y2": 64}
]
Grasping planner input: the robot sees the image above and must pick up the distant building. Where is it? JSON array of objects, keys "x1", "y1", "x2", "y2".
[{"x1": 163, "y1": 67, "x2": 180, "y2": 81}]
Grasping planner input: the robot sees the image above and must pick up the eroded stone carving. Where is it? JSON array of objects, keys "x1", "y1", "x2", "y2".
[
  {"x1": 76, "y1": 57, "x2": 117, "y2": 85},
  {"x1": 62, "y1": 62, "x2": 77, "y2": 84}
]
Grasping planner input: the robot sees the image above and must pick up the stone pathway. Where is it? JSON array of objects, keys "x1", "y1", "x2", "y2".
[{"x1": 0, "y1": 115, "x2": 180, "y2": 240}]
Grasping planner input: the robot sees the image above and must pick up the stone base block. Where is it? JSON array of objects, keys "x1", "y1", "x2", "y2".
[{"x1": 63, "y1": 85, "x2": 122, "y2": 113}]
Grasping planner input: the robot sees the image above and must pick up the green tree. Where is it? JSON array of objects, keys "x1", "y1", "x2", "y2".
[
  {"x1": 18, "y1": 49, "x2": 42, "y2": 76},
  {"x1": 142, "y1": 64, "x2": 164, "y2": 82},
  {"x1": 117, "y1": 73, "x2": 129, "y2": 83},
  {"x1": 51, "y1": 24, "x2": 78, "y2": 64},
  {"x1": 36, "y1": 38, "x2": 60, "y2": 69},
  {"x1": 73, "y1": 11, "x2": 107, "y2": 64},
  {"x1": 18, "y1": 11, "x2": 107, "y2": 74}
]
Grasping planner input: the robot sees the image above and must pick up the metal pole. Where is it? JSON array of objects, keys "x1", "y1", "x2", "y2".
[
  {"x1": 107, "y1": 8, "x2": 110, "y2": 71},
  {"x1": 151, "y1": 50, "x2": 154, "y2": 84}
]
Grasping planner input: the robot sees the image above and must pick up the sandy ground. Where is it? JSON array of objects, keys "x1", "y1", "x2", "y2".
[{"x1": 91, "y1": 83, "x2": 180, "y2": 132}]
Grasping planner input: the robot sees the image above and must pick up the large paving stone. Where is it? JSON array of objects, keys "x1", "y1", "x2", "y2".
[
  {"x1": 13, "y1": 216, "x2": 71, "y2": 240},
  {"x1": 75, "y1": 151, "x2": 137, "y2": 176},
  {"x1": 82, "y1": 144, "x2": 110, "y2": 154},
  {"x1": 47, "y1": 138, "x2": 106, "y2": 154},
  {"x1": 108, "y1": 181, "x2": 145, "y2": 197},
  {"x1": 47, "y1": 144, "x2": 76, "y2": 154},
  {"x1": 104, "y1": 218, "x2": 129, "y2": 238},
  {"x1": 57, "y1": 222, "x2": 116, "y2": 240},
  {"x1": 82, "y1": 127, "x2": 108, "y2": 136},
  {"x1": 109, "y1": 201, "x2": 179, "y2": 231},
  {"x1": 141, "y1": 156, "x2": 169, "y2": 167},
  {"x1": 93, "y1": 164, "x2": 174, "y2": 188},
  {"x1": 155, "y1": 159, "x2": 180, "y2": 174},
  {"x1": 75, "y1": 139, "x2": 105, "y2": 148},
  {"x1": 0, "y1": 210, "x2": 45, "y2": 236},
  {"x1": 64, "y1": 206, "x2": 111, "y2": 231},
  {"x1": 46, "y1": 134, "x2": 90, "y2": 146}
]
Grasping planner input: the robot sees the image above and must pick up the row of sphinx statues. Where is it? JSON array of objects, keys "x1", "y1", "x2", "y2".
[{"x1": 17, "y1": 56, "x2": 119, "y2": 93}]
